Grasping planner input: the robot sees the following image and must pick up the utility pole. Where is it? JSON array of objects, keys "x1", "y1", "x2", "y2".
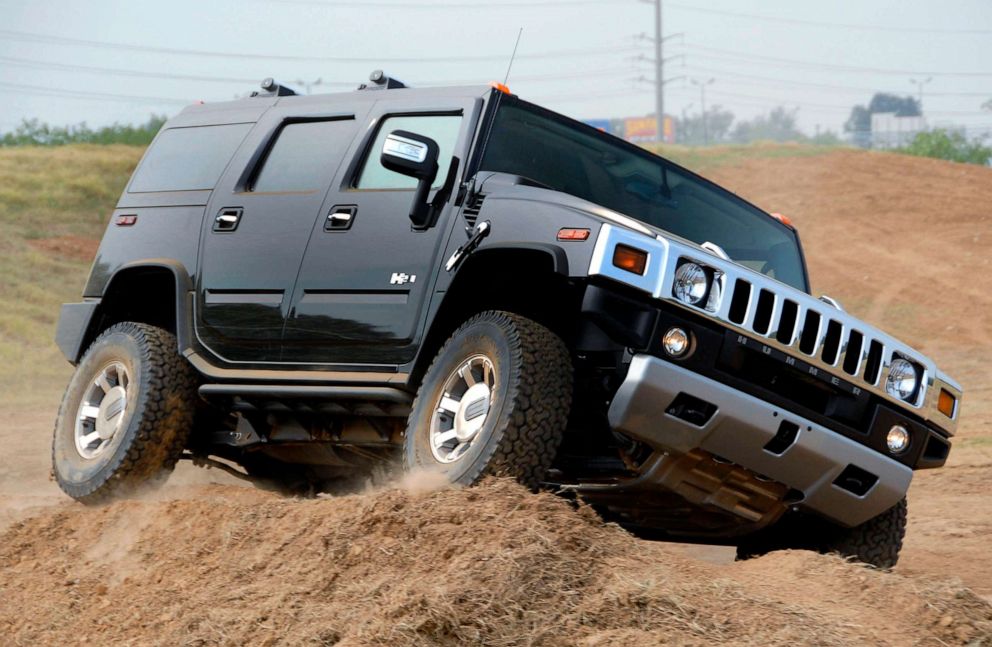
[
  {"x1": 909, "y1": 76, "x2": 932, "y2": 112},
  {"x1": 691, "y1": 77, "x2": 715, "y2": 145},
  {"x1": 654, "y1": 0, "x2": 664, "y2": 143}
]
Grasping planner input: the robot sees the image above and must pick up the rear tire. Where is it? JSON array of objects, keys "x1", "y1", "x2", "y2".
[
  {"x1": 52, "y1": 322, "x2": 197, "y2": 503},
  {"x1": 405, "y1": 311, "x2": 572, "y2": 489},
  {"x1": 736, "y1": 499, "x2": 907, "y2": 569}
]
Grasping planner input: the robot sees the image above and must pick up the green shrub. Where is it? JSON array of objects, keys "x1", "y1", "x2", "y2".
[
  {"x1": 900, "y1": 129, "x2": 992, "y2": 166},
  {"x1": 0, "y1": 115, "x2": 166, "y2": 147}
]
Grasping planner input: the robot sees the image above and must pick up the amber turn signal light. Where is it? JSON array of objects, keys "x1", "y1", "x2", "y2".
[
  {"x1": 612, "y1": 244, "x2": 648, "y2": 275},
  {"x1": 557, "y1": 228, "x2": 590, "y2": 241},
  {"x1": 937, "y1": 389, "x2": 956, "y2": 417}
]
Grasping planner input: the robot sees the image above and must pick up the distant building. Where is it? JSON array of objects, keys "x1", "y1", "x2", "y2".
[
  {"x1": 582, "y1": 115, "x2": 675, "y2": 144},
  {"x1": 871, "y1": 112, "x2": 926, "y2": 149}
]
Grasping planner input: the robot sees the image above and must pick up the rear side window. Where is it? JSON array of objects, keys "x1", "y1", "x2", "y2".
[
  {"x1": 252, "y1": 119, "x2": 355, "y2": 193},
  {"x1": 356, "y1": 115, "x2": 462, "y2": 189},
  {"x1": 129, "y1": 123, "x2": 252, "y2": 193}
]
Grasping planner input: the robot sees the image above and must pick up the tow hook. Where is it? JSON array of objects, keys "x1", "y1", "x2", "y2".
[{"x1": 445, "y1": 221, "x2": 491, "y2": 272}]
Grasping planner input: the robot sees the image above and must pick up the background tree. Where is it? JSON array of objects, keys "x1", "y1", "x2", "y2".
[
  {"x1": 677, "y1": 106, "x2": 734, "y2": 145},
  {"x1": 0, "y1": 115, "x2": 166, "y2": 146},
  {"x1": 731, "y1": 107, "x2": 804, "y2": 143},
  {"x1": 901, "y1": 129, "x2": 992, "y2": 166}
]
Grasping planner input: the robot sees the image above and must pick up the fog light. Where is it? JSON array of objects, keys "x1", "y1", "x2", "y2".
[
  {"x1": 663, "y1": 327, "x2": 690, "y2": 357},
  {"x1": 886, "y1": 425, "x2": 911, "y2": 454}
]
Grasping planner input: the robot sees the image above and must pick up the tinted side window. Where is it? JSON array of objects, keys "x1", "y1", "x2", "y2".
[
  {"x1": 356, "y1": 115, "x2": 462, "y2": 189},
  {"x1": 253, "y1": 119, "x2": 355, "y2": 193},
  {"x1": 129, "y1": 123, "x2": 252, "y2": 193}
]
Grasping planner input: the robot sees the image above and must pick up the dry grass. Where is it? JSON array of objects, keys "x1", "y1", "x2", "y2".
[
  {"x1": 0, "y1": 145, "x2": 143, "y2": 404},
  {"x1": 0, "y1": 479, "x2": 988, "y2": 646}
]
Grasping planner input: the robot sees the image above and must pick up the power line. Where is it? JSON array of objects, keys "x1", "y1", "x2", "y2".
[
  {"x1": 0, "y1": 55, "x2": 266, "y2": 86},
  {"x1": 0, "y1": 52, "x2": 640, "y2": 89},
  {"x1": 266, "y1": 0, "x2": 629, "y2": 6},
  {"x1": 0, "y1": 82, "x2": 190, "y2": 105},
  {"x1": 682, "y1": 44, "x2": 992, "y2": 78},
  {"x1": 667, "y1": 2, "x2": 992, "y2": 35},
  {"x1": 669, "y1": 64, "x2": 992, "y2": 99},
  {"x1": 0, "y1": 28, "x2": 646, "y2": 64}
]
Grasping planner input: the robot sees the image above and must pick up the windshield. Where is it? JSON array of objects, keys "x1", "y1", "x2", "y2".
[{"x1": 479, "y1": 97, "x2": 809, "y2": 292}]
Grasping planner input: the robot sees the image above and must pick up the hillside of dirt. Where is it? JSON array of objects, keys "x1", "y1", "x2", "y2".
[{"x1": 1, "y1": 145, "x2": 990, "y2": 645}]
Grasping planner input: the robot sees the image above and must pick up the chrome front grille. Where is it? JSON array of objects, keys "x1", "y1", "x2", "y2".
[
  {"x1": 724, "y1": 278, "x2": 885, "y2": 388},
  {"x1": 588, "y1": 223, "x2": 960, "y2": 433}
]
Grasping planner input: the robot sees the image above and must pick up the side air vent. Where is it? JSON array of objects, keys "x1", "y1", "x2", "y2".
[{"x1": 462, "y1": 194, "x2": 486, "y2": 228}]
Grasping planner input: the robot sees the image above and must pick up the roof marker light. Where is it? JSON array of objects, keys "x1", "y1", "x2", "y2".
[{"x1": 770, "y1": 212, "x2": 794, "y2": 228}]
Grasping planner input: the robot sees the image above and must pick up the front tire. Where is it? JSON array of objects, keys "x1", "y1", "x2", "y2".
[
  {"x1": 405, "y1": 311, "x2": 572, "y2": 488},
  {"x1": 52, "y1": 322, "x2": 197, "y2": 503},
  {"x1": 736, "y1": 499, "x2": 908, "y2": 569}
]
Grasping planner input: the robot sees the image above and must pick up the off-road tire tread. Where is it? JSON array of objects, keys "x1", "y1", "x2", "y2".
[
  {"x1": 826, "y1": 497, "x2": 907, "y2": 569},
  {"x1": 53, "y1": 322, "x2": 197, "y2": 504},
  {"x1": 407, "y1": 310, "x2": 572, "y2": 489},
  {"x1": 736, "y1": 498, "x2": 907, "y2": 569}
]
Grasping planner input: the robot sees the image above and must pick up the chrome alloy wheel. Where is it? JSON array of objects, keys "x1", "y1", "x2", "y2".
[
  {"x1": 429, "y1": 354, "x2": 497, "y2": 463},
  {"x1": 73, "y1": 361, "x2": 131, "y2": 460}
]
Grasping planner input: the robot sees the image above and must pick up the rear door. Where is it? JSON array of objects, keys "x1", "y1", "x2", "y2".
[
  {"x1": 196, "y1": 101, "x2": 368, "y2": 362},
  {"x1": 281, "y1": 96, "x2": 482, "y2": 365}
]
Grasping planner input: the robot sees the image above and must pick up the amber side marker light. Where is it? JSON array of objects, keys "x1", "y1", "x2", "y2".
[
  {"x1": 557, "y1": 228, "x2": 590, "y2": 241},
  {"x1": 938, "y1": 389, "x2": 956, "y2": 417},
  {"x1": 612, "y1": 244, "x2": 648, "y2": 275}
]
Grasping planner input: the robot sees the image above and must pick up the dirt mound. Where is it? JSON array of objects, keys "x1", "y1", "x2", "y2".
[{"x1": 1, "y1": 479, "x2": 988, "y2": 646}]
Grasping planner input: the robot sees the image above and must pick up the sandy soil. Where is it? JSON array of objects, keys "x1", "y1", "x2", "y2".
[{"x1": 1, "y1": 149, "x2": 990, "y2": 645}]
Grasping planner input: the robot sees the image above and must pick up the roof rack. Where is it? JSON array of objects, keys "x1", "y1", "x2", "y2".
[
  {"x1": 250, "y1": 78, "x2": 298, "y2": 98},
  {"x1": 358, "y1": 69, "x2": 408, "y2": 91}
]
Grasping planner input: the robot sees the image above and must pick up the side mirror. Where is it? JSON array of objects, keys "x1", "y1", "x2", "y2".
[{"x1": 380, "y1": 130, "x2": 439, "y2": 228}]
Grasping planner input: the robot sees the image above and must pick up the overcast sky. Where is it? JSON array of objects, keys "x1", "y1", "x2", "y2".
[{"x1": 1, "y1": 0, "x2": 991, "y2": 137}]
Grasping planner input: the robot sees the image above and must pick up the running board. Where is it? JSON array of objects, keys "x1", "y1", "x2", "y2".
[
  {"x1": 184, "y1": 350, "x2": 410, "y2": 386},
  {"x1": 198, "y1": 384, "x2": 413, "y2": 404}
]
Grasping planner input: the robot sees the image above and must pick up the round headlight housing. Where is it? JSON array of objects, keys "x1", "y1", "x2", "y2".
[
  {"x1": 673, "y1": 262, "x2": 709, "y2": 305},
  {"x1": 885, "y1": 358, "x2": 919, "y2": 401}
]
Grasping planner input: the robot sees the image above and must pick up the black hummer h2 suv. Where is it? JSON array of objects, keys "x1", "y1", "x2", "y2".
[{"x1": 53, "y1": 74, "x2": 962, "y2": 568}]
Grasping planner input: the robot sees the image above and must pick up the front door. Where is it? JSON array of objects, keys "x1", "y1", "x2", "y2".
[
  {"x1": 282, "y1": 98, "x2": 482, "y2": 365},
  {"x1": 196, "y1": 104, "x2": 366, "y2": 362}
]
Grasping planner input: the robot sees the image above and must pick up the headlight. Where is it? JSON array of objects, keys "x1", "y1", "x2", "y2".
[
  {"x1": 885, "y1": 358, "x2": 919, "y2": 401},
  {"x1": 673, "y1": 262, "x2": 709, "y2": 305}
]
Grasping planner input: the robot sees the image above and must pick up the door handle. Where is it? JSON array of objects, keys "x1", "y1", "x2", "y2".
[
  {"x1": 325, "y1": 205, "x2": 357, "y2": 231},
  {"x1": 213, "y1": 207, "x2": 243, "y2": 232}
]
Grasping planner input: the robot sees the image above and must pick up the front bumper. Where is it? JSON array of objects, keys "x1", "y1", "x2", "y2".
[{"x1": 608, "y1": 355, "x2": 912, "y2": 527}]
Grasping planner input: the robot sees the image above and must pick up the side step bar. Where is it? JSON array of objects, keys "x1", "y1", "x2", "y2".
[{"x1": 198, "y1": 384, "x2": 413, "y2": 404}]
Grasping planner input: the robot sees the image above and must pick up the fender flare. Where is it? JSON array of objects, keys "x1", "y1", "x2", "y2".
[{"x1": 59, "y1": 259, "x2": 194, "y2": 363}]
